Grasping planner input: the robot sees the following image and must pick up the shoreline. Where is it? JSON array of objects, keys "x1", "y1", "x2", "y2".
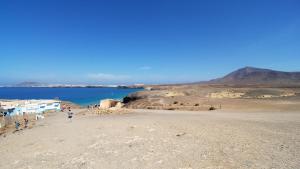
[{"x1": 0, "y1": 87, "x2": 143, "y2": 107}]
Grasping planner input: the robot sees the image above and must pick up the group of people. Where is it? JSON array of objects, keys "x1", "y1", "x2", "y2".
[
  {"x1": 62, "y1": 105, "x2": 73, "y2": 122},
  {"x1": 15, "y1": 117, "x2": 29, "y2": 131},
  {"x1": 14, "y1": 106, "x2": 74, "y2": 131}
]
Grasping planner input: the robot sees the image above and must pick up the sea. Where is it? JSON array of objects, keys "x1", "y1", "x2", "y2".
[{"x1": 0, "y1": 87, "x2": 142, "y2": 106}]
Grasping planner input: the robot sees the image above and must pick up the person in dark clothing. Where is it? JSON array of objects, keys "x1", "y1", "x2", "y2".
[{"x1": 67, "y1": 109, "x2": 73, "y2": 122}]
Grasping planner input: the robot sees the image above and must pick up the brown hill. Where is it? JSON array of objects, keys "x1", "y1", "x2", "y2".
[{"x1": 207, "y1": 67, "x2": 300, "y2": 86}]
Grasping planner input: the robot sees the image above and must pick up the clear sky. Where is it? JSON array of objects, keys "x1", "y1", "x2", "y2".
[{"x1": 0, "y1": 0, "x2": 299, "y2": 85}]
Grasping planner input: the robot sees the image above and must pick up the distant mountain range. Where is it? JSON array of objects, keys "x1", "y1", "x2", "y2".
[
  {"x1": 207, "y1": 67, "x2": 300, "y2": 86},
  {"x1": 14, "y1": 82, "x2": 46, "y2": 87},
  {"x1": 9, "y1": 82, "x2": 143, "y2": 89},
  {"x1": 5, "y1": 67, "x2": 300, "y2": 87}
]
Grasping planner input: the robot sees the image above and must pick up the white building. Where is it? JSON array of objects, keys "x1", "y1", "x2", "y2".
[{"x1": 0, "y1": 100, "x2": 61, "y2": 116}]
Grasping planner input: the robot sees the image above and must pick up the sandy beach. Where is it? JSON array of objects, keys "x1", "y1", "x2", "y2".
[{"x1": 0, "y1": 109, "x2": 299, "y2": 169}]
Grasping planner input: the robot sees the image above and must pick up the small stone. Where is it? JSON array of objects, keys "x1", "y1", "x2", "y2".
[{"x1": 176, "y1": 132, "x2": 186, "y2": 137}]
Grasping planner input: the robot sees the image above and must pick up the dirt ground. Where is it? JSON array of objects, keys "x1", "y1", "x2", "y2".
[
  {"x1": 0, "y1": 109, "x2": 299, "y2": 169},
  {"x1": 125, "y1": 85, "x2": 300, "y2": 112}
]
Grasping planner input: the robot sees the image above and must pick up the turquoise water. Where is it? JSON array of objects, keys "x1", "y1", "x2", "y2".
[{"x1": 0, "y1": 87, "x2": 142, "y2": 106}]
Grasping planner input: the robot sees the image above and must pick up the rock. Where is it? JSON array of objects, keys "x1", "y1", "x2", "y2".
[
  {"x1": 145, "y1": 87, "x2": 153, "y2": 91},
  {"x1": 123, "y1": 96, "x2": 137, "y2": 104},
  {"x1": 99, "y1": 99, "x2": 121, "y2": 109},
  {"x1": 115, "y1": 102, "x2": 124, "y2": 108},
  {"x1": 176, "y1": 132, "x2": 186, "y2": 137},
  {"x1": 123, "y1": 92, "x2": 148, "y2": 103}
]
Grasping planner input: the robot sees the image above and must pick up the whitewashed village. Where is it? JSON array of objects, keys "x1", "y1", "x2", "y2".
[
  {"x1": 0, "y1": 100, "x2": 61, "y2": 116},
  {"x1": 0, "y1": 98, "x2": 125, "y2": 130},
  {"x1": 0, "y1": 100, "x2": 61, "y2": 129}
]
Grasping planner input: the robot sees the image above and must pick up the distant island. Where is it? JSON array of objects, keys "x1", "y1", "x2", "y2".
[{"x1": 2, "y1": 82, "x2": 144, "y2": 89}]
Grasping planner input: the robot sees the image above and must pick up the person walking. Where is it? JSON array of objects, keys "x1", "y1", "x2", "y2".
[
  {"x1": 15, "y1": 121, "x2": 20, "y2": 131},
  {"x1": 24, "y1": 118, "x2": 29, "y2": 128},
  {"x1": 67, "y1": 109, "x2": 73, "y2": 122}
]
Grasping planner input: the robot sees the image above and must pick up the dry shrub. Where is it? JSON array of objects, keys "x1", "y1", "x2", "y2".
[{"x1": 209, "y1": 106, "x2": 216, "y2": 111}]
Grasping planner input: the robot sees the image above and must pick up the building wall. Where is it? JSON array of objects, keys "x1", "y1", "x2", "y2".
[
  {"x1": 3, "y1": 101, "x2": 61, "y2": 116},
  {"x1": 12, "y1": 107, "x2": 22, "y2": 116},
  {"x1": 43, "y1": 102, "x2": 61, "y2": 111}
]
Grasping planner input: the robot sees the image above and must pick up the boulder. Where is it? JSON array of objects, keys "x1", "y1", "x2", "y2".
[
  {"x1": 123, "y1": 93, "x2": 142, "y2": 103},
  {"x1": 100, "y1": 99, "x2": 121, "y2": 109},
  {"x1": 145, "y1": 87, "x2": 153, "y2": 91},
  {"x1": 115, "y1": 102, "x2": 124, "y2": 108}
]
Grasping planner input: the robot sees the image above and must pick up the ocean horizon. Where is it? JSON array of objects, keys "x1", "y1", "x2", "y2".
[{"x1": 0, "y1": 87, "x2": 142, "y2": 106}]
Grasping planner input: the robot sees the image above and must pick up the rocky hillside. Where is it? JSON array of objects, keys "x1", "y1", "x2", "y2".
[{"x1": 208, "y1": 67, "x2": 300, "y2": 86}]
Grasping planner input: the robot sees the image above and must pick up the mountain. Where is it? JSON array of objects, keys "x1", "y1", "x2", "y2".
[
  {"x1": 14, "y1": 82, "x2": 46, "y2": 87},
  {"x1": 207, "y1": 67, "x2": 300, "y2": 86}
]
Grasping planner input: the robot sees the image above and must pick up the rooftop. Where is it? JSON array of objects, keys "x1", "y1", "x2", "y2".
[{"x1": 0, "y1": 99, "x2": 61, "y2": 107}]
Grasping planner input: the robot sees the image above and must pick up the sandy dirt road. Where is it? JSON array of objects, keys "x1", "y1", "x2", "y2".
[{"x1": 0, "y1": 109, "x2": 300, "y2": 169}]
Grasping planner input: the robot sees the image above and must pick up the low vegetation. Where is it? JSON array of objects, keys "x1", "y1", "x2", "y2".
[{"x1": 209, "y1": 106, "x2": 216, "y2": 111}]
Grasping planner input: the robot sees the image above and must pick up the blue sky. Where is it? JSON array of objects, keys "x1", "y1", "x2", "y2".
[{"x1": 0, "y1": 0, "x2": 299, "y2": 85}]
